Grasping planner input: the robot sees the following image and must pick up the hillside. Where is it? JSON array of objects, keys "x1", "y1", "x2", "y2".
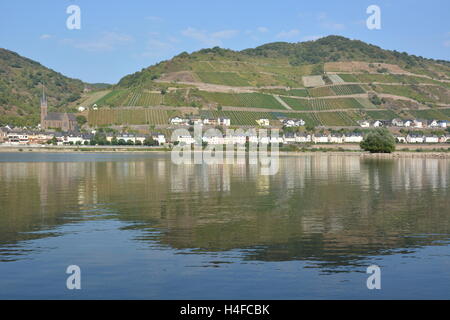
[
  {"x1": 3, "y1": 36, "x2": 450, "y2": 129},
  {"x1": 0, "y1": 48, "x2": 88, "y2": 126},
  {"x1": 84, "y1": 36, "x2": 450, "y2": 128}
]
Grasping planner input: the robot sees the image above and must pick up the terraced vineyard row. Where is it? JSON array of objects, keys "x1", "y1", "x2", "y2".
[
  {"x1": 308, "y1": 87, "x2": 335, "y2": 97},
  {"x1": 196, "y1": 72, "x2": 251, "y2": 86},
  {"x1": 409, "y1": 109, "x2": 450, "y2": 121},
  {"x1": 281, "y1": 97, "x2": 367, "y2": 111},
  {"x1": 197, "y1": 91, "x2": 284, "y2": 109},
  {"x1": 137, "y1": 92, "x2": 163, "y2": 106},
  {"x1": 364, "y1": 110, "x2": 400, "y2": 120},
  {"x1": 331, "y1": 84, "x2": 366, "y2": 95},
  {"x1": 88, "y1": 109, "x2": 181, "y2": 126}
]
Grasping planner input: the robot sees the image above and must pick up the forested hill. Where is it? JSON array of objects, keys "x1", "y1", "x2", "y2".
[{"x1": 0, "y1": 48, "x2": 87, "y2": 126}]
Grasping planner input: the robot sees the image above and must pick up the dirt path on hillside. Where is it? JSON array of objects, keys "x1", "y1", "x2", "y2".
[{"x1": 273, "y1": 95, "x2": 292, "y2": 110}]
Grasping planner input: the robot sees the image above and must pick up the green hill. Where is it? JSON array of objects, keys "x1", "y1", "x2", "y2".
[
  {"x1": 3, "y1": 36, "x2": 450, "y2": 128},
  {"x1": 0, "y1": 48, "x2": 89, "y2": 126}
]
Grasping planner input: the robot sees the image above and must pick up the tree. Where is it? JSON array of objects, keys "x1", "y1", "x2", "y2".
[
  {"x1": 144, "y1": 137, "x2": 158, "y2": 146},
  {"x1": 360, "y1": 128, "x2": 396, "y2": 153},
  {"x1": 76, "y1": 115, "x2": 87, "y2": 128}
]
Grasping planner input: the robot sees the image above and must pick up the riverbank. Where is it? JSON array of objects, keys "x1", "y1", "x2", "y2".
[{"x1": 1, "y1": 144, "x2": 450, "y2": 159}]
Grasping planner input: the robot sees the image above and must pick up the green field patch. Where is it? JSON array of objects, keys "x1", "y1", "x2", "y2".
[
  {"x1": 409, "y1": 109, "x2": 450, "y2": 120},
  {"x1": 196, "y1": 72, "x2": 251, "y2": 86},
  {"x1": 331, "y1": 84, "x2": 366, "y2": 96},
  {"x1": 308, "y1": 87, "x2": 336, "y2": 97},
  {"x1": 198, "y1": 91, "x2": 284, "y2": 109},
  {"x1": 200, "y1": 110, "x2": 277, "y2": 126},
  {"x1": 364, "y1": 110, "x2": 400, "y2": 120},
  {"x1": 375, "y1": 84, "x2": 432, "y2": 103},
  {"x1": 88, "y1": 108, "x2": 181, "y2": 126},
  {"x1": 338, "y1": 74, "x2": 359, "y2": 82}
]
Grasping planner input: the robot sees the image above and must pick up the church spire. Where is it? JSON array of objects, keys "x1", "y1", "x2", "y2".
[
  {"x1": 40, "y1": 83, "x2": 47, "y2": 107},
  {"x1": 40, "y1": 83, "x2": 48, "y2": 128}
]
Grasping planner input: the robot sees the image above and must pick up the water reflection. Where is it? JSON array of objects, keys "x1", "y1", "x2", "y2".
[{"x1": 0, "y1": 153, "x2": 449, "y2": 273}]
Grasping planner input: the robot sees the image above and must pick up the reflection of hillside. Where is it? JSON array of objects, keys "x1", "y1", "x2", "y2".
[{"x1": 0, "y1": 155, "x2": 449, "y2": 268}]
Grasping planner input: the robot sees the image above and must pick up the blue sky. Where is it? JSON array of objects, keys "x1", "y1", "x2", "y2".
[{"x1": 1, "y1": 0, "x2": 449, "y2": 84}]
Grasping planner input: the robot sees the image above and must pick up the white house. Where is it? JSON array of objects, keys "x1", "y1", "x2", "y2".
[
  {"x1": 424, "y1": 136, "x2": 440, "y2": 144},
  {"x1": 396, "y1": 136, "x2": 407, "y2": 143},
  {"x1": 203, "y1": 118, "x2": 218, "y2": 126},
  {"x1": 189, "y1": 117, "x2": 203, "y2": 126},
  {"x1": 282, "y1": 119, "x2": 305, "y2": 127},
  {"x1": 218, "y1": 118, "x2": 231, "y2": 127},
  {"x1": 313, "y1": 134, "x2": 329, "y2": 144},
  {"x1": 373, "y1": 120, "x2": 383, "y2": 128},
  {"x1": 63, "y1": 135, "x2": 87, "y2": 145},
  {"x1": 259, "y1": 136, "x2": 271, "y2": 144},
  {"x1": 203, "y1": 134, "x2": 225, "y2": 145},
  {"x1": 270, "y1": 136, "x2": 284, "y2": 144},
  {"x1": 406, "y1": 134, "x2": 425, "y2": 144},
  {"x1": 296, "y1": 134, "x2": 312, "y2": 143},
  {"x1": 403, "y1": 120, "x2": 413, "y2": 127},
  {"x1": 7, "y1": 133, "x2": 29, "y2": 145},
  {"x1": 438, "y1": 120, "x2": 448, "y2": 128},
  {"x1": 413, "y1": 120, "x2": 425, "y2": 128},
  {"x1": 176, "y1": 135, "x2": 195, "y2": 145},
  {"x1": 344, "y1": 133, "x2": 364, "y2": 143},
  {"x1": 77, "y1": 106, "x2": 86, "y2": 112},
  {"x1": 428, "y1": 120, "x2": 439, "y2": 128},
  {"x1": 358, "y1": 120, "x2": 371, "y2": 128},
  {"x1": 170, "y1": 117, "x2": 189, "y2": 125},
  {"x1": 256, "y1": 119, "x2": 270, "y2": 127},
  {"x1": 283, "y1": 133, "x2": 297, "y2": 144},
  {"x1": 329, "y1": 134, "x2": 345, "y2": 144},
  {"x1": 226, "y1": 133, "x2": 247, "y2": 145},
  {"x1": 115, "y1": 135, "x2": 146, "y2": 144},
  {"x1": 153, "y1": 134, "x2": 166, "y2": 145},
  {"x1": 392, "y1": 119, "x2": 405, "y2": 127}
]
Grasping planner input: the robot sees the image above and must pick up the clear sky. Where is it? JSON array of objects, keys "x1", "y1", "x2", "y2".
[{"x1": 1, "y1": 0, "x2": 449, "y2": 84}]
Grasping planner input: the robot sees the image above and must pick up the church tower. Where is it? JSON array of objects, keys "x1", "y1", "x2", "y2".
[{"x1": 40, "y1": 84, "x2": 48, "y2": 128}]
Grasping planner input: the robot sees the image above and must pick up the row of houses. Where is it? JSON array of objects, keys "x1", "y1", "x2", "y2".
[
  {"x1": 0, "y1": 127, "x2": 167, "y2": 146},
  {"x1": 170, "y1": 117, "x2": 231, "y2": 127},
  {"x1": 170, "y1": 117, "x2": 308, "y2": 128},
  {"x1": 176, "y1": 131, "x2": 450, "y2": 146},
  {"x1": 175, "y1": 133, "x2": 366, "y2": 145},
  {"x1": 398, "y1": 134, "x2": 449, "y2": 144},
  {"x1": 359, "y1": 119, "x2": 449, "y2": 129}
]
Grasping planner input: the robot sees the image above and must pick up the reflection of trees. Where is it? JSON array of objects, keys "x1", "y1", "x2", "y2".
[{"x1": 0, "y1": 154, "x2": 449, "y2": 269}]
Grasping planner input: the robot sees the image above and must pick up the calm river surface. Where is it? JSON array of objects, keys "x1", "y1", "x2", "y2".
[{"x1": 0, "y1": 152, "x2": 449, "y2": 299}]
